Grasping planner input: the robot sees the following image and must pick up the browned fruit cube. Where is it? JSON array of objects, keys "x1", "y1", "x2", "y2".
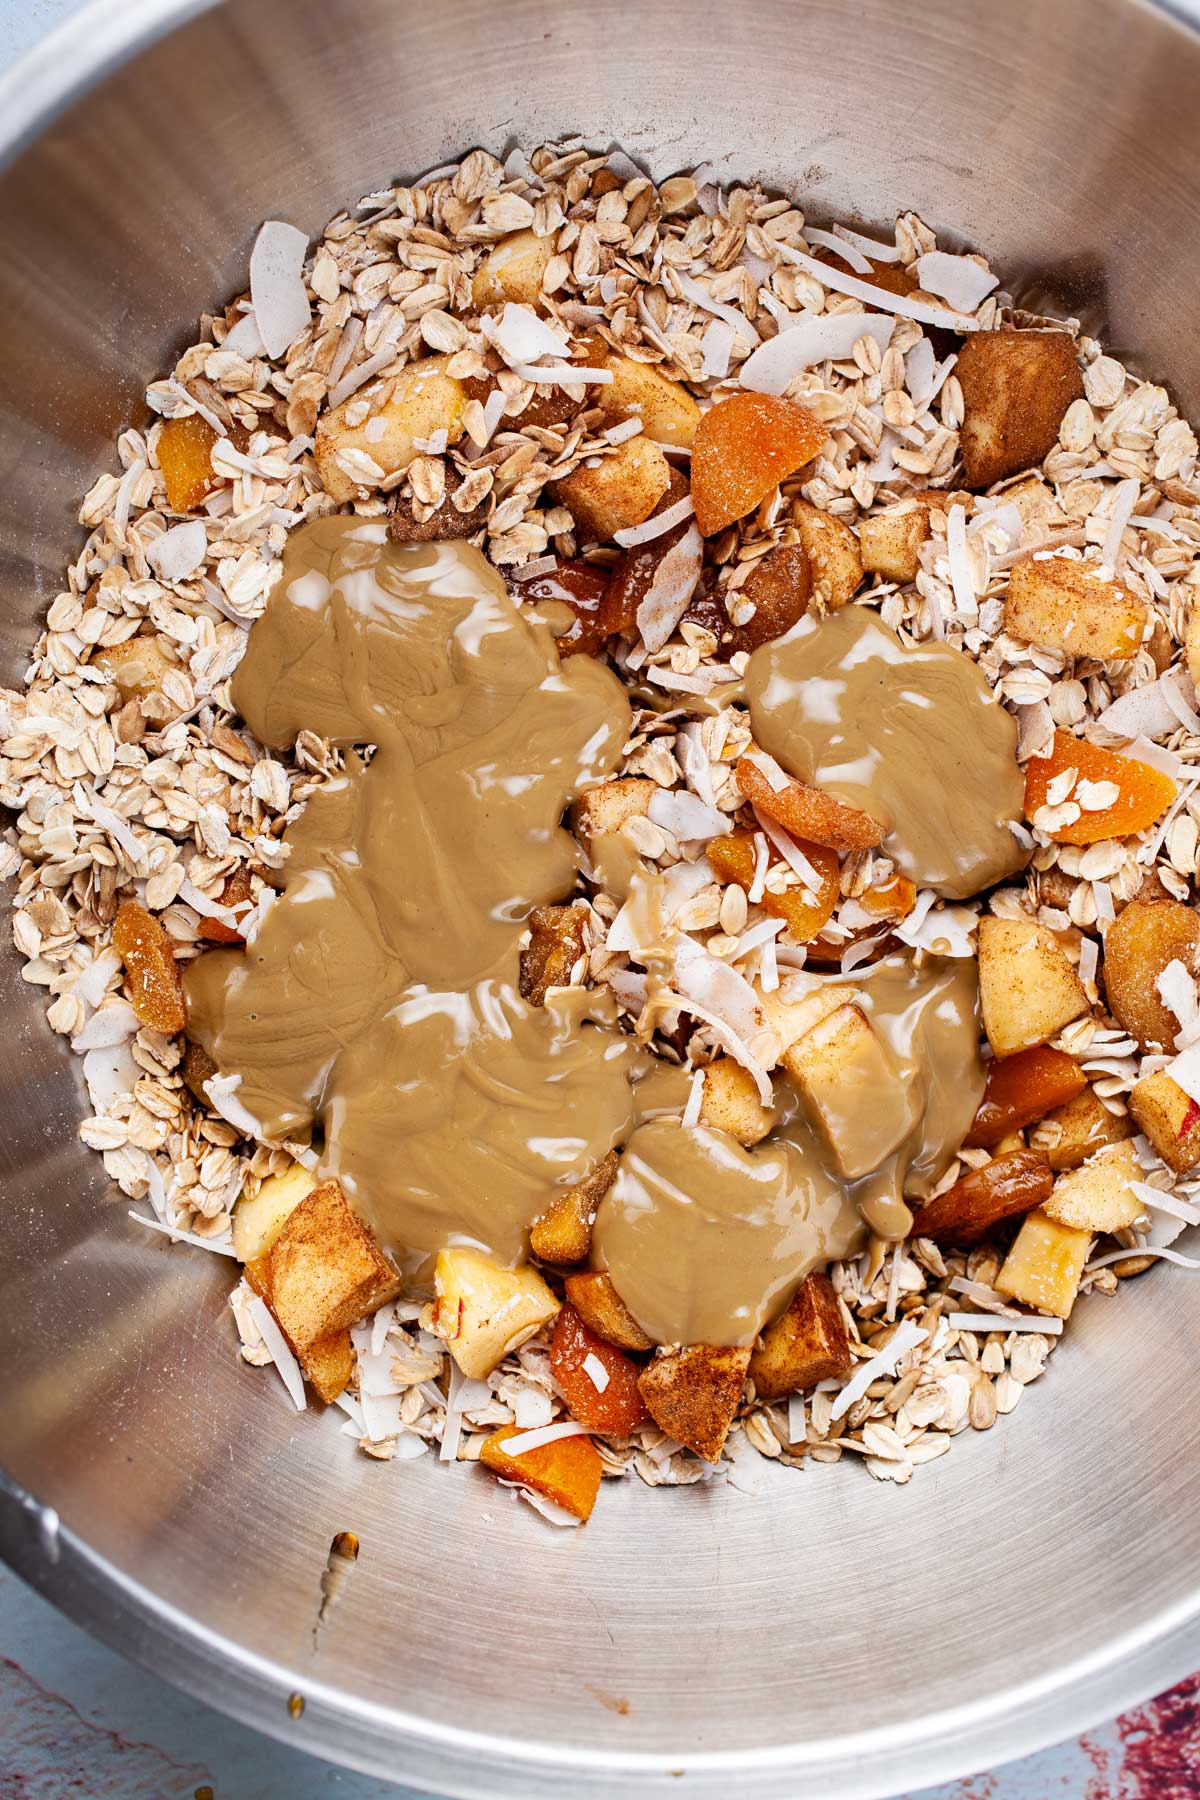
[
  {"x1": 520, "y1": 560, "x2": 615, "y2": 658},
  {"x1": 563, "y1": 1270, "x2": 655, "y2": 1351},
  {"x1": 197, "y1": 864, "x2": 254, "y2": 945},
  {"x1": 722, "y1": 544, "x2": 811, "y2": 655},
  {"x1": 638, "y1": 1344, "x2": 751, "y2": 1462},
  {"x1": 112, "y1": 900, "x2": 185, "y2": 1035},
  {"x1": 913, "y1": 1148, "x2": 1053, "y2": 1244},
  {"x1": 955, "y1": 330, "x2": 1084, "y2": 488},
  {"x1": 1030, "y1": 1086, "x2": 1133, "y2": 1171},
  {"x1": 966, "y1": 1046, "x2": 1087, "y2": 1147},
  {"x1": 995, "y1": 1208, "x2": 1091, "y2": 1318},
  {"x1": 1006, "y1": 554, "x2": 1147, "y2": 661},
  {"x1": 388, "y1": 479, "x2": 489, "y2": 543},
  {"x1": 700, "y1": 1057, "x2": 775, "y2": 1147},
  {"x1": 92, "y1": 635, "x2": 174, "y2": 701},
  {"x1": 1102, "y1": 897, "x2": 1200, "y2": 1052},
  {"x1": 182, "y1": 1038, "x2": 218, "y2": 1106},
  {"x1": 157, "y1": 414, "x2": 220, "y2": 512},
  {"x1": 550, "y1": 436, "x2": 672, "y2": 543},
  {"x1": 1129, "y1": 1071, "x2": 1200, "y2": 1174},
  {"x1": 519, "y1": 902, "x2": 588, "y2": 1005},
  {"x1": 300, "y1": 1329, "x2": 355, "y2": 1405},
  {"x1": 791, "y1": 501, "x2": 863, "y2": 611},
  {"x1": 748, "y1": 1272, "x2": 852, "y2": 1400},
  {"x1": 530, "y1": 1152, "x2": 618, "y2": 1264},
  {"x1": 859, "y1": 502, "x2": 930, "y2": 582},
  {"x1": 266, "y1": 1179, "x2": 398, "y2": 1353}
]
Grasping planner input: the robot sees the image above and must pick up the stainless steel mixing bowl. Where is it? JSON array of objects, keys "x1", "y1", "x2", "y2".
[{"x1": 3, "y1": 1, "x2": 1200, "y2": 1792}]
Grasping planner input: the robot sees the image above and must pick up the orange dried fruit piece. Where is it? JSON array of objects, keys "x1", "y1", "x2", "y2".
[
  {"x1": 691, "y1": 392, "x2": 827, "y2": 536},
  {"x1": 913, "y1": 1148, "x2": 1054, "y2": 1245},
  {"x1": 197, "y1": 865, "x2": 254, "y2": 945},
  {"x1": 522, "y1": 560, "x2": 614, "y2": 658},
  {"x1": 479, "y1": 1422, "x2": 603, "y2": 1523},
  {"x1": 157, "y1": 414, "x2": 220, "y2": 513},
  {"x1": 112, "y1": 899, "x2": 186, "y2": 1034},
  {"x1": 857, "y1": 873, "x2": 917, "y2": 923},
  {"x1": 1024, "y1": 730, "x2": 1176, "y2": 845},
  {"x1": 550, "y1": 1304, "x2": 648, "y2": 1435},
  {"x1": 965, "y1": 1046, "x2": 1088, "y2": 1148},
  {"x1": 736, "y1": 754, "x2": 884, "y2": 854},
  {"x1": 706, "y1": 825, "x2": 839, "y2": 942}
]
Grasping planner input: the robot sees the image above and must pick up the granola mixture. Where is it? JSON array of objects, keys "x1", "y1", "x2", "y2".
[{"x1": 7, "y1": 139, "x2": 1200, "y2": 1518}]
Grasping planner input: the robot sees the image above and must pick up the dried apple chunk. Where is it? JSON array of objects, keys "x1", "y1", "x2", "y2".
[{"x1": 913, "y1": 1149, "x2": 1053, "y2": 1244}]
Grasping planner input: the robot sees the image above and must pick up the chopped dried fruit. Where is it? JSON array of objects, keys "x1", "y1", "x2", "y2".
[
  {"x1": 748, "y1": 1272, "x2": 852, "y2": 1400},
  {"x1": 736, "y1": 754, "x2": 884, "y2": 853},
  {"x1": 706, "y1": 826, "x2": 839, "y2": 943},
  {"x1": 603, "y1": 471, "x2": 694, "y2": 638},
  {"x1": 1102, "y1": 896, "x2": 1200, "y2": 1051},
  {"x1": 197, "y1": 865, "x2": 254, "y2": 945},
  {"x1": 859, "y1": 502, "x2": 931, "y2": 582},
  {"x1": 479, "y1": 1422, "x2": 603, "y2": 1522},
  {"x1": 1030, "y1": 1086, "x2": 1133, "y2": 1171},
  {"x1": 955, "y1": 329, "x2": 1084, "y2": 488},
  {"x1": 913, "y1": 1148, "x2": 1053, "y2": 1244},
  {"x1": 433, "y1": 1247, "x2": 558, "y2": 1379},
  {"x1": 1024, "y1": 731, "x2": 1176, "y2": 845},
  {"x1": 182, "y1": 1038, "x2": 218, "y2": 1107},
  {"x1": 977, "y1": 915, "x2": 1089, "y2": 1057},
  {"x1": 1006, "y1": 554, "x2": 1146, "y2": 661},
  {"x1": 791, "y1": 501, "x2": 863, "y2": 611},
  {"x1": 637, "y1": 1343, "x2": 751, "y2": 1462},
  {"x1": 599, "y1": 353, "x2": 701, "y2": 448},
  {"x1": 966, "y1": 1046, "x2": 1087, "y2": 1147},
  {"x1": 314, "y1": 354, "x2": 467, "y2": 504},
  {"x1": 691, "y1": 393, "x2": 826, "y2": 536},
  {"x1": 1129, "y1": 1070, "x2": 1200, "y2": 1174},
  {"x1": 1042, "y1": 1139, "x2": 1143, "y2": 1233},
  {"x1": 472, "y1": 229, "x2": 553, "y2": 307},
  {"x1": 563, "y1": 1270, "x2": 655, "y2": 1351},
  {"x1": 522, "y1": 560, "x2": 614, "y2": 658},
  {"x1": 996, "y1": 1207, "x2": 1092, "y2": 1319},
  {"x1": 550, "y1": 1304, "x2": 647, "y2": 1434},
  {"x1": 550, "y1": 436, "x2": 672, "y2": 542},
  {"x1": 266, "y1": 1179, "x2": 398, "y2": 1354},
  {"x1": 857, "y1": 873, "x2": 917, "y2": 923},
  {"x1": 530, "y1": 1152, "x2": 617, "y2": 1265},
  {"x1": 157, "y1": 414, "x2": 220, "y2": 512},
  {"x1": 699, "y1": 1056, "x2": 775, "y2": 1147},
  {"x1": 92, "y1": 635, "x2": 174, "y2": 701},
  {"x1": 112, "y1": 899, "x2": 186, "y2": 1035},
  {"x1": 519, "y1": 902, "x2": 588, "y2": 1005},
  {"x1": 722, "y1": 544, "x2": 811, "y2": 654},
  {"x1": 388, "y1": 479, "x2": 489, "y2": 544}
]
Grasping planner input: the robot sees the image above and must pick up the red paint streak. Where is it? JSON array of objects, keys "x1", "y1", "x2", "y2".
[
  {"x1": 1113, "y1": 1672, "x2": 1200, "y2": 1800},
  {"x1": 0, "y1": 1655, "x2": 208, "y2": 1798}
]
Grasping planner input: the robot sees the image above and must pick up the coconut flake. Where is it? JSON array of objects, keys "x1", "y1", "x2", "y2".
[
  {"x1": 484, "y1": 302, "x2": 571, "y2": 365},
  {"x1": 73, "y1": 949, "x2": 121, "y2": 1010},
  {"x1": 913, "y1": 252, "x2": 998, "y2": 313},
  {"x1": 1100, "y1": 477, "x2": 1140, "y2": 573},
  {"x1": 897, "y1": 901, "x2": 977, "y2": 958},
  {"x1": 73, "y1": 783, "x2": 146, "y2": 868},
  {"x1": 1158, "y1": 960, "x2": 1200, "y2": 1048},
  {"x1": 249, "y1": 221, "x2": 311, "y2": 360},
  {"x1": 672, "y1": 270, "x2": 760, "y2": 343},
  {"x1": 648, "y1": 788, "x2": 731, "y2": 842},
  {"x1": 743, "y1": 748, "x2": 790, "y2": 791},
  {"x1": 682, "y1": 1069, "x2": 705, "y2": 1128},
  {"x1": 84, "y1": 1042, "x2": 139, "y2": 1111},
  {"x1": 747, "y1": 831, "x2": 770, "y2": 904},
  {"x1": 1130, "y1": 1181, "x2": 1200, "y2": 1227},
  {"x1": 1086, "y1": 1243, "x2": 1200, "y2": 1274},
  {"x1": 500, "y1": 1420, "x2": 589, "y2": 1457},
  {"x1": 128, "y1": 1209, "x2": 238, "y2": 1256},
  {"x1": 508, "y1": 359, "x2": 612, "y2": 389},
  {"x1": 730, "y1": 918, "x2": 786, "y2": 959},
  {"x1": 740, "y1": 312, "x2": 893, "y2": 395},
  {"x1": 635, "y1": 522, "x2": 703, "y2": 652},
  {"x1": 1163, "y1": 675, "x2": 1200, "y2": 736},
  {"x1": 674, "y1": 935, "x2": 762, "y2": 1039},
  {"x1": 1095, "y1": 675, "x2": 1191, "y2": 742},
  {"x1": 700, "y1": 317, "x2": 736, "y2": 380},
  {"x1": 615, "y1": 495, "x2": 696, "y2": 549},
  {"x1": 949, "y1": 1311, "x2": 1063, "y2": 1336},
  {"x1": 840, "y1": 933, "x2": 889, "y2": 973},
  {"x1": 204, "y1": 1072, "x2": 262, "y2": 1138},
  {"x1": 805, "y1": 227, "x2": 872, "y2": 273},
  {"x1": 751, "y1": 807, "x2": 820, "y2": 888},
  {"x1": 245, "y1": 1293, "x2": 307, "y2": 1409},
  {"x1": 832, "y1": 223, "x2": 903, "y2": 264},
  {"x1": 327, "y1": 340, "x2": 404, "y2": 411},
  {"x1": 517, "y1": 1489, "x2": 582, "y2": 1528},
  {"x1": 904, "y1": 337, "x2": 937, "y2": 407},
  {"x1": 678, "y1": 724, "x2": 718, "y2": 807},
  {"x1": 759, "y1": 933, "x2": 779, "y2": 992},
  {"x1": 1166, "y1": 1042, "x2": 1200, "y2": 1104},
  {"x1": 945, "y1": 503, "x2": 976, "y2": 618},
  {"x1": 777, "y1": 244, "x2": 980, "y2": 332},
  {"x1": 147, "y1": 520, "x2": 208, "y2": 582},
  {"x1": 788, "y1": 1391, "x2": 806, "y2": 1443},
  {"x1": 223, "y1": 310, "x2": 266, "y2": 359},
  {"x1": 1079, "y1": 936, "x2": 1099, "y2": 989},
  {"x1": 582, "y1": 1353, "x2": 611, "y2": 1393},
  {"x1": 72, "y1": 1000, "x2": 138, "y2": 1051},
  {"x1": 112, "y1": 459, "x2": 147, "y2": 538},
  {"x1": 660, "y1": 989, "x2": 774, "y2": 1104},
  {"x1": 604, "y1": 416, "x2": 644, "y2": 445},
  {"x1": 177, "y1": 877, "x2": 243, "y2": 929},
  {"x1": 830, "y1": 1318, "x2": 927, "y2": 1421}
]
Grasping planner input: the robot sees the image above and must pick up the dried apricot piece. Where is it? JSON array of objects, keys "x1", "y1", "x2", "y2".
[
  {"x1": 723, "y1": 544, "x2": 812, "y2": 654},
  {"x1": 707, "y1": 825, "x2": 839, "y2": 941},
  {"x1": 157, "y1": 415, "x2": 220, "y2": 513},
  {"x1": 691, "y1": 393, "x2": 826, "y2": 536},
  {"x1": 913, "y1": 1148, "x2": 1054, "y2": 1244},
  {"x1": 966, "y1": 1046, "x2": 1087, "y2": 1147},
  {"x1": 522, "y1": 560, "x2": 614, "y2": 658},
  {"x1": 550, "y1": 1304, "x2": 648, "y2": 1435},
  {"x1": 479, "y1": 1422, "x2": 603, "y2": 1522},
  {"x1": 197, "y1": 865, "x2": 254, "y2": 945},
  {"x1": 858, "y1": 874, "x2": 917, "y2": 923},
  {"x1": 736, "y1": 754, "x2": 884, "y2": 853},
  {"x1": 1024, "y1": 730, "x2": 1176, "y2": 845},
  {"x1": 112, "y1": 899, "x2": 186, "y2": 1034}
]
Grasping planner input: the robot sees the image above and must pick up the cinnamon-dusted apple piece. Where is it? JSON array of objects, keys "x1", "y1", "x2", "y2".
[
  {"x1": 782, "y1": 1002, "x2": 919, "y2": 1180},
  {"x1": 550, "y1": 1304, "x2": 648, "y2": 1435},
  {"x1": 519, "y1": 901, "x2": 589, "y2": 1005},
  {"x1": 955, "y1": 329, "x2": 1084, "y2": 488},
  {"x1": 1024, "y1": 732, "x2": 1176, "y2": 846},
  {"x1": 965, "y1": 1045, "x2": 1087, "y2": 1147},
  {"x1": 913, "y1": 1149, "x2": 1053, "y2": 1244},
  {"x1": 472, "y1": 229, "x2": 554, "y2": 307},
  {"x1": 231, "y1": 1159, "x2": 319, "y2": 1262},
  {"x1": 1005, "y1": 552, "x2": 1147, "y2": 661},
  {"x1": 551, "y1": 435, "x2": 672, "y2": 542},
  {"x1": 1129, "y1": 1070, "x2": 1200, "y2": 1174},
  {"x1": 479, "y1": 1423, "x2": 603, "y2": 1522},
  {"x1": 976, "y1": 915, "x2": 1089, "y2": 1057},
  {"x1": 571, "y1": 775, "x2": 655, "y2": 841},
  {"x1": 530, "y1": 1152, "x2": 618, "y2": 1265},
  {"x1": 563, "y1": 1270, "x2": 655, "y2": 1352},
  {"x1": 264, "y1": 1178, "x2": 399, "y2": 1355},
  {"x1": 690, "y1": 392, "x2": 826, "y2": 536},
  {"x1": 996, "y1": 1208, "x2": 1092, "y2": 1319},
  {"x1": 748, "y1": 1272, "x2": 852, "y2": 1400},
  {"x1": 1102, "y1": 897, "x2": 1200, "y2": 1052},
  {"x1": 1030, "y1": 1086, "x2": 1133, "y2": 1171},
  {"x1": 638, "y1": 1343, "x2": 751, "y2": 1462},
  {"x1": 112, "y1": 900, "x2": 186, "y2": 1035},
  {"x1": 736, "y1": 753, "x2": 884, "y2": 853},
  {"x1": 598, "y1": 352, "x2": 701, "y2": 448},
  {"x1": 1042, "y1": 1139, "x2": 1143, "y2": 1234},
  {"x1": 859, "y1": 499, "x2": 932, "y2": 582},
  {"x1": 791, "y1": 500, "x2": 863, "y2": 611},
  {"x1": 699, "y1": 1057, "x2": 776, "y2": 1147},
  {"x1": 314, "y1": 354, "x2": 468, "y2": 503},
  {"x1": 433, "y1": 1246, "x2": 558, "y2": 1379}
]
